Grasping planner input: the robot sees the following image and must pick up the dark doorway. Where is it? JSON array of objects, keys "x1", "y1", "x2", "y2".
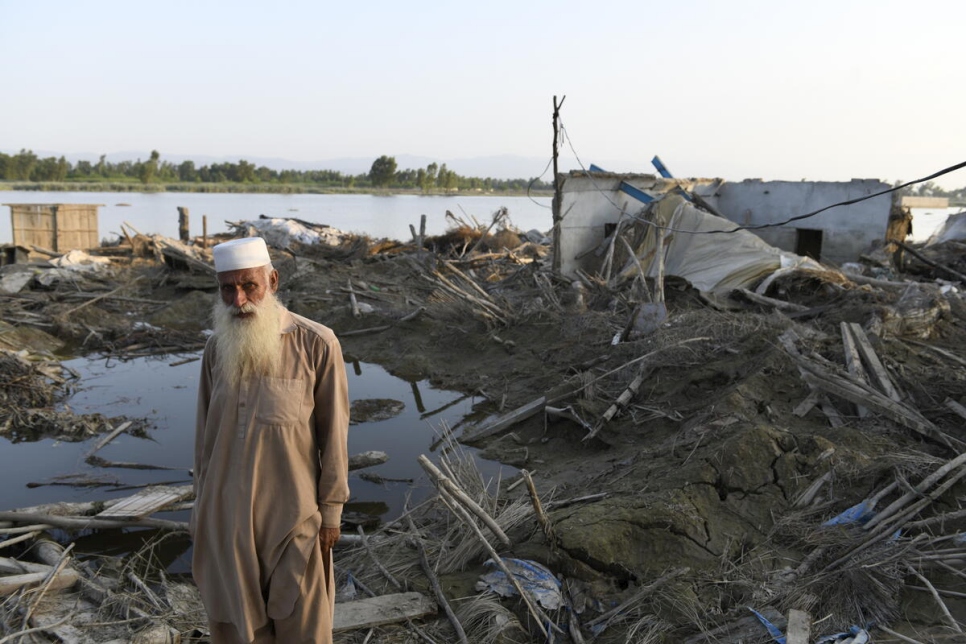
[{"x1": 795, "y1": 228, "x2": 823, "y2": 260}]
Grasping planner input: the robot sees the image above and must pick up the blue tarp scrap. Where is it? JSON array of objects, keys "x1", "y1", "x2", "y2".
[
  {"x1": 476, "y1": 558, "x2": 563, "y2": 610},
  {"x1": 823, "y1": 499, "x2": 877, "y2": 527},
  {"x1": 747, "y1": 607, "x2": 786, "y2": 644}
]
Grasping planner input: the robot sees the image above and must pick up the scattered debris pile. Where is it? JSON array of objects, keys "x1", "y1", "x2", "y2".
[{"x1": 2, "y1": 195, "x2": 966, "y2": 641}]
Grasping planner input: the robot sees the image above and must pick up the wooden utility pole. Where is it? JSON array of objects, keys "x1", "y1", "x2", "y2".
[
  {"x1": 551, "y1": 95, "x2": 566, "y2": 274},
  {"x1": 177, "y1": 207, "x2": 190, "y2": 243}
]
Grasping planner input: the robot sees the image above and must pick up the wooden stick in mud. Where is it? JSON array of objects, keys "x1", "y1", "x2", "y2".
[
  {"x1": 946, "y1": 398, "x2": 966, "y2": 422},
  {"x1": 437, "y1": 489, "x2": 557, "y2": 638},
  {"x1": 0, "y1": 530, "x2": 42, "y2": 550},
  {"x1": 865, "y1": 451, "x2": 966, "y2": 530},
  {"x1": 0, "y1": 511, "x2": 187, "y2": 532},
  {"x1": 896, "y1": 240, "x2": 966, "y2": 283},
  {"x1": 586, "y1": 372, "x2": 644, "y2": 441},
  {"x1": 822, "y1": 459, "x2": 966, "y2": 572},
  {"x1": 430, "y1": 270, "x2": 507, "y2": 321},
  {"x1": 840, "y1": 322, "x2": 870, "y2": 417},
  {"x1": 406, "y1": 515, "x2": 469, "y2": 644},
  {"x1": 653, "y1": 224, "x2": 666, "y2": 304},
  {"x1": 0, "y1": 568, "x2": 78, "y2": 597},
  {"x1": 417, "y1": 455, "x2": 510, "y2": 546},
  {"x1": 585, "y1": 567, "x2": 690, "y2": 630},
  {"x1": 906, "y1": 339, "x2": 966, "y2": 369},
  {"x1": 521, "y1": 470, "x2": 554, "y2": 542},
  {"x1": 348, "y1": 278, "x2": 361, "y2": 317},
  {"x1": 905, "y1": 563, "x2": 963, "y2": 634},
  {"x1": 356, "y1": 525, "x2": 403, "y2": 591},
  {"x1": 86, "y1": 420, "x2": 133, "y2": 458},
  {"x1": 847, "y1": 323, "x2": 903, "y2": 402},
  {"x1": 617, "y1": 236, "x2": 652, "y2": 303},
  {"x1": 63, "y1": 275, "x2": 145, "y2": 316},
  {"x1": 462, "y1": 337, "x2": 710, "y2": 444},
  {"x1": 19, "y1": 543, "x2": 75, "y2": 630},
  {"x1": 735, "y1": 288, "x2": 808, "y2": 313}
]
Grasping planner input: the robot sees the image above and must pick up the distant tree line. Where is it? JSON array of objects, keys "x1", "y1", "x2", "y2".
[{"x1": 0, "y1": 149, "x2": 553, "y2": 193}]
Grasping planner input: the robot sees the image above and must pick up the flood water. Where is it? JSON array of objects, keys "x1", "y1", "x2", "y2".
[
  {"x1": 0, "y1": 191, "x2": 553, "y2": 245},
  {"x1": 4, "y1": 352, "x2": 509, "y2": 572}
]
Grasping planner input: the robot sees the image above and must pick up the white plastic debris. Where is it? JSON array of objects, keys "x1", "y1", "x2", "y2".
[
  {"x1": 246, "y1": 218, "x2": 351, "y2": 249},
  {"x1": 476, "y1": 558, "x2": 562, "y2": 610},
  {"x1": 49, "y1": 249, "x2": 113, "y2": 274}
]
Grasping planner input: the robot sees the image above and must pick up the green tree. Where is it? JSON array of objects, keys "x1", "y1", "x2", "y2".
[
  {"x1": 9, "y1": 149, "x2": 38, "y2": 180},
  {"x1": 369, "y1": 155, "x2": 397, "y2": 188},
  {"x1": 178, "y1": 160, "x2": 197, "y2": 182},
  {"x1": 236, "y1": 159, "x2": 256, "y2": 183},
  {"x1": 421, "y1": 163, "x2": 438, "y2": 192},
  {"x1": 137, "y1": 149, "x2": 160, "y2": 184}
]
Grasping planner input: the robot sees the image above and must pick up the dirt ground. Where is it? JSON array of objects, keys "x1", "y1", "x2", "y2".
[{"x1": 5, "y1": 222, "x2": 966, "y2": 642}]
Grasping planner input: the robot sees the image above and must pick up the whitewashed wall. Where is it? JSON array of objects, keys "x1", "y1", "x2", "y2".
[{"x1": 556, "y1": 174, "x2": 894, "y2": 276}]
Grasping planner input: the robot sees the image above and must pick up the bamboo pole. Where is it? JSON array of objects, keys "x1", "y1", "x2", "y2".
[
  {"x1": 438, "y1": 490, "x2": 557, "y2": 638},
  {"x1": 406, "y1": 515, "x2": 469, "y2": 644},
  {"x1": 521, "y1": 470, "x2": 554, "y2": 542},
  {"x1": 417, "y1": 455, "x2": 510, "y2": 546}
]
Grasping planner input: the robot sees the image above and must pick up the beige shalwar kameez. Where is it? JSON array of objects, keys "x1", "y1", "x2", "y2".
[{"x1": 191, "y1": 309, "x2": 349, "y2": 643}]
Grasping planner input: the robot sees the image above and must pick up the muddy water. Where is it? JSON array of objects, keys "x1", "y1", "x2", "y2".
[{"x1": 6, "y1": 353, "x2": 510, "y2": 571}]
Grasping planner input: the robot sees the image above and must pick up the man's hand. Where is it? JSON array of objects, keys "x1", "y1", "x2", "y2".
[{"x1": 319, "y1": 526, "x2": 341, "y2": 552}]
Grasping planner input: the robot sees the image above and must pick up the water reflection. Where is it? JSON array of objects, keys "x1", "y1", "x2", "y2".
[{"x1": 1, "y1": 352, "x2": 511, "y2": 569}]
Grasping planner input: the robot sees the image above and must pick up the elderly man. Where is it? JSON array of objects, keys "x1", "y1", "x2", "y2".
[{"x1": 191, "y1": 236, "x2": 349, "y2": 644}]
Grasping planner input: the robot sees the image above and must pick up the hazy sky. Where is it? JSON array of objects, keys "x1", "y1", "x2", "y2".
[{"x1": 2, "y1": 0, "x2": 964, "y2": 188}]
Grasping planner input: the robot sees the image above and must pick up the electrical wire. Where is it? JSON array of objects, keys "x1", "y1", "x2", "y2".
[{"x1": 526, "y1": 155, "x2": 554, "y2": 209}]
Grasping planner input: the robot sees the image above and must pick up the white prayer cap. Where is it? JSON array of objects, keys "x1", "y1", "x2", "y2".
[{"x1": 213, "y1": 237, "x2": 272, "y2": 273}]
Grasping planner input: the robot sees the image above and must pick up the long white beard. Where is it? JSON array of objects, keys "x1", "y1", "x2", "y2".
[{"x1": 211, "y1": 291, "x2": 283, "y2": 387}]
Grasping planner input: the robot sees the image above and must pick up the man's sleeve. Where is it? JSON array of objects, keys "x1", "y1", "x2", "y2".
[
  {"x1": 192, "y1": 339, "x2": 215, "y2": 536},
  {"x1": 313, "y1": 333, "x2": 350, "y2": 528}
]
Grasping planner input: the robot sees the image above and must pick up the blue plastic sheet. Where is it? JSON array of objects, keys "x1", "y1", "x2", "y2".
[
  {"x1": 476, "y1": 557, "x2": 562, "y2": 610},
  {"x1": 823, "y1": 500, "x2": 876, "y2": 526},
  {"x1": 747, "y1": 607, "x2": 786, "y2": 644}
]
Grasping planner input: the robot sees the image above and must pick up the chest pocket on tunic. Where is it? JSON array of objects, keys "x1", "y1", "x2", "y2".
[{"x1": 254, "y1": 377, "x2": 304, "y2": 427}]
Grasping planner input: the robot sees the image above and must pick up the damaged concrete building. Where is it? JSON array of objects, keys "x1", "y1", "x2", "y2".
[{"x1": 556, "y1": 171, "x2": 903, "y2": 279}]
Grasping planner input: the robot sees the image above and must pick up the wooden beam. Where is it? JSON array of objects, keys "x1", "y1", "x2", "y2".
[
  {"x1": 333, "y1": 592, "x2": 436, "y2": 632},
  {"x1": 96, "y1": 485, "x2": 192, "y2": 519},
  {"x1": 0, "y1": 569, "x2": 79, "y2": 596},
  {"x1": 460, "y1": 396, "x2": 546, "y2": 444},
  {"x1": 786, "y1": 609, "x2": 811, "y2": 644}
]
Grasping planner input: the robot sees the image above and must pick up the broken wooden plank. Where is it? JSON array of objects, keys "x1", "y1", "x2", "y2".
[
  {"x1": 945, "y1": 398, "x2": 966, "y2": 422},
  {"x1": 460, "y1": 396, "x2": 546, "y2": 444},
  {"x1": 786, "y1": 609, "x2": 811, "y2": 644},
  {"x1": 840, "y1": 323, "x2": 869, "y2": 418},
  {"x1": 780, "y1": 330, "x2": 956, "y2": 448},
  {"x1": 792, "y1": 391, "x2": 820, "y2": 418},
  {"x1": 848, "y1": 323, "x2": 902, "y2": 403},
  {"x1": 96, "y1": 484, "x2": 193, "y2": 519},
  {"x1": 333, "y1": 592, "x2": 436, "y2": 632},
  {"x1": 0, "y1": 569, "x2": 79, "y2": 596},
  {"x1": 818, "y1": 395, "x2": 845, "y2": 428}
]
